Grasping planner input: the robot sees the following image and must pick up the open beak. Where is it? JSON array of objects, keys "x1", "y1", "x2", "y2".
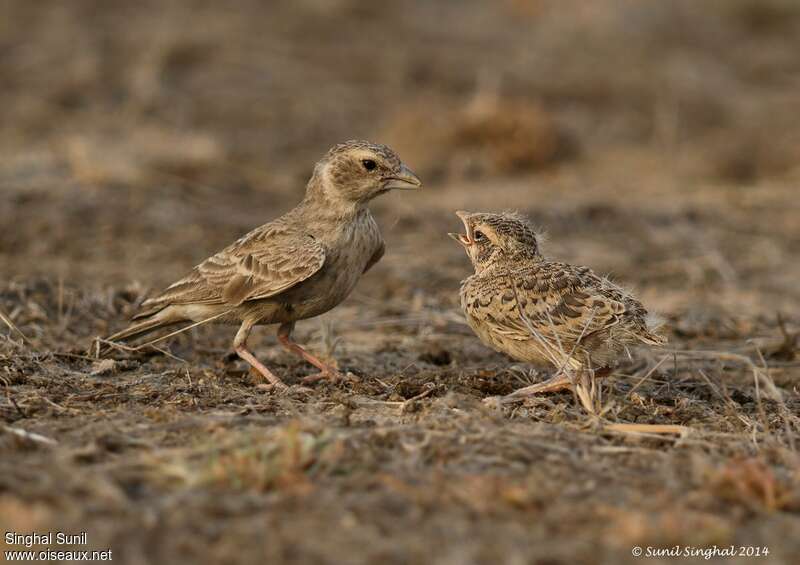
[
  {"x1": 448, "y1": 210, "x2": 473, "y2": 246},
  {"x1": 383, "y1": 164, "x2": 422, "y2": 190}
]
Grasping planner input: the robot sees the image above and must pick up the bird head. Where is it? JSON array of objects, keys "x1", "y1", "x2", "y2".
[
  {"x1": 449, "y1": 211, "x2": 542, "y2": 272},
  {"x1": 312, "y1": 140, "x2": 421, "y2": 205}
]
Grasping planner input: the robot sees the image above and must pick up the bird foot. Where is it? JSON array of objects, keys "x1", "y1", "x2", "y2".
[
  {"x1": 487, "y1": 368, "x2": 613, "y2": 405},
  {"x1": 509, "y1": 375, "x2": 573, "y2": 397},
  {"x1": 301, "y1": 368, "x2": 344, "y2": 385},
  {"x1": 246, "y1": 367, "x2": 288, "y2": 391},
  {"x1": 237, "y1": 345, "x2": 288, "y2": 390},
  {"x1": 486, "y1": 373, "x2": 574, "y2": 405}
]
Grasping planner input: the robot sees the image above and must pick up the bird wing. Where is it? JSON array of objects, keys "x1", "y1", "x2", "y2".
[
  {"x1": 363, "y1": 240, "x2": 385, "y2": 274},
  {"x1": 464, "y1": 264, "x2": 626, "y2": 350},
  {"x1": 138, "y1": 226, "x2": 326, "y2": 314}
]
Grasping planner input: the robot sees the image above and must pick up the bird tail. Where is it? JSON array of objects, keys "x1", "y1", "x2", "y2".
[
  {"x1": 106, "y1": 315, "x2": 180, "y2": 344},
  {"x1": 640, "y1": 313, "x2": 667, "y2": 345},
  {"x1": 96, "y1": 309, "x2": 184, "y2": 356},
  {"x1": 97, "y1": 307, "x2": 233, "y2": 356}
]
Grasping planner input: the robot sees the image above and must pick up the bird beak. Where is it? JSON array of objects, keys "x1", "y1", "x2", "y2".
[
  {"x1": 449, "y1": 210, "x2": 473, "y2": 246},
  {"x1": 448, "y1": 232, "x2": 470, "y2": 246},
  {"x1": 383, "y1": 164, "x2": 422, "y2": 190}
]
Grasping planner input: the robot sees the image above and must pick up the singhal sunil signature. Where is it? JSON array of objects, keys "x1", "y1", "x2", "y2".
[{"x1": 5, "y1": 531, "x2": 88, "y2": 547}]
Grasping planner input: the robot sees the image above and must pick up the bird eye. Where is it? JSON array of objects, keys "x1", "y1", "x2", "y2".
[
  {"x1": 362, "y1": 159, "x2": 377, "y2": 171},
  {"x1": 474, "y1": 230, "x2": 486, "y2": 241}
]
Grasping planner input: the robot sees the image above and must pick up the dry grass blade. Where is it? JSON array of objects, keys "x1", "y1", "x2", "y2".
[
  {"x1": 626, "y1": 355, "x2": 669, "y2": 398},
  {"x1": 574, "y1": 371, "x2": 599, "y2": 416},
  {"x1": 605, "y1": 423, "x2": 690, "y2": 436},
  {"x1": 669, "y1": 348, "x2": 785, "y2": 401},
  {"x1": 0, "y1": 307, "x2": 37, "y2": 351},
  {"x1": 1, "y1": 424, "x2": 58, "y2": 446}
]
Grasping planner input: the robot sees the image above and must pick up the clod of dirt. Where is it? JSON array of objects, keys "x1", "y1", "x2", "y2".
[{"x1": 419, "y1": 345, "x2": 453, "y2": 366}]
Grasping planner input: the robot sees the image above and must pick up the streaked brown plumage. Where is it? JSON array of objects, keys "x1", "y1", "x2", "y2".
[
  {"x1": 449, "y1": 211, "x2": 665, "y2": 397},
  {"x1": 107, "y1": 140, "x2": 421, "y2": 389}
]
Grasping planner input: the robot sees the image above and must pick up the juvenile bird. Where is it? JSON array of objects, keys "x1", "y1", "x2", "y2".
[
  {"x1": 106, "y1": 140, "x2": 421, "y2": 389},
  {"x1": 450, "y1": 211, "x2": 664, "y2": 398}
]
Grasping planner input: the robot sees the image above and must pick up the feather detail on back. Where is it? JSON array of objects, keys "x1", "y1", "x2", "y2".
[
  {"x1": 137, "y1": 223, "x2": 326, "y2": 316},
  {"x1": 461, "y1": 260, "x2": 665, "y2": 369}
]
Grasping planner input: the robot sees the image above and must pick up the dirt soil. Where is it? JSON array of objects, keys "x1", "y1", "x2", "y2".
[{"x1": 2, "y1": 1, "x2": 800, "y2": 564}]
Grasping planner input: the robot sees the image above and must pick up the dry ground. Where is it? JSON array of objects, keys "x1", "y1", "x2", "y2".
[{"x1": 2, "y1": 1, "x2": 800, "y2": 564}]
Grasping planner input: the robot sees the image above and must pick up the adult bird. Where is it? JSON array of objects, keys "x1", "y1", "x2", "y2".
[{"x1": 105, "y1": 140, "x2": 422, "y2": 389}]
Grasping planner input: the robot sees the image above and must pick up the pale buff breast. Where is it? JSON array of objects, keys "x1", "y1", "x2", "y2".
[
  {"x1": 463, "y1": 306, "x2": 556, "y2": 366},
  {"x1": 460, "y1": 275, "x2": 579, "y2": 368},
  {"x1": 272, "y1": 210, "x2": 383, "y2": 322}
]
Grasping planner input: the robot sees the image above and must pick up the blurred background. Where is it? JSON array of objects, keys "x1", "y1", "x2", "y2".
[
  {"x1": 3, "y1": 3, "x2": 800, "y2": 563},
  {"x1": 2, "y1": 0, "x2": 800, "y2": 322}
]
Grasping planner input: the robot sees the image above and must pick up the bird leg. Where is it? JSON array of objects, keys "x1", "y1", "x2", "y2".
[
  {"x1": 501, "y1": 366, "x2": 614, "y2": 401},
  {"x1": 233, "y1": 320, "x2": 287, "y2": 390},
  {"x1": 277, "y1": 322, "x2": 342, "y2": 384}
]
